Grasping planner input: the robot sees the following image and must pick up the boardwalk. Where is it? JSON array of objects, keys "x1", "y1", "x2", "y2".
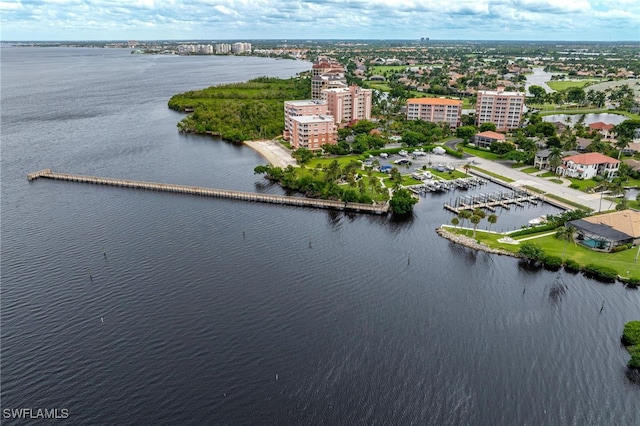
[{"x1": 27, "y1": 169, "x2": 389, "y2": 215}]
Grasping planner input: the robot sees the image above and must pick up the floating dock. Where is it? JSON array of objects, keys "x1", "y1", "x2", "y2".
[
  {"x1": 443, "y1": 189, "x2": 541, "y2": 214},
  {"x1": 27, "y1": 169, "x2": 389, "y2": 215}
]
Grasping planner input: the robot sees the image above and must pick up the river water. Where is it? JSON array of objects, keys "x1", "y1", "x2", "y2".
[{"x1": 1, "y1": 48, "x2": 639, "y2": 425}]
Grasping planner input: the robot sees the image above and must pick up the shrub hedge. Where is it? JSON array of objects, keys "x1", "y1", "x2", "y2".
[
  {"x1": 622, "y1": 321, "x2": 640, "y2": 369},
  {"x1": 583, "y1": 263, "x2": 617, "y2": 282}
]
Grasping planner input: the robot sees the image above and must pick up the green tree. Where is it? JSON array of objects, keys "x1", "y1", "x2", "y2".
[
  {"x1": 389, "y1": 167, "x2": 403, "y2": 190},
  {"x1": 456, "y1": 126, "x2": 477, "y2": 142},
  {"x1": 615, "y1": 136, "x2": 631, "y2": 160},
  {"x1": 458, "y1": 209, "x2": 472, "y2": 229},
  {"x1": 487, "y1": 214, "x2": 498, "y2": 232},
  {"x1": 451, "y1": 217, "x2": 460, "y2": 229},
  {"x1": 616, "y1": 198, "x2": 630, "y2": 211},
  {"x1": 470, "y1": 214, "x2": 482, "y2": 238},
  {"x1": 292, "y1": 147, "x2": 314, "y2": 165},
  {"x1": 548, "y1": 147, "x2": 564, "y2": 172},
  {"x1": 555, "y1": 225, "x2": 575, "y2": 260},
  {"x1": 389, "y1": 189, "x2": 418, "y2": 215},
  {"x1": 519, "y1": 242, "x2": 546, "y2": 264},
  {"x1": 528, "y1": 85, "x2": 547, "y2": 103},
  {"x1": 479, "y1": 122, "x2": 497, "y2": 132}
]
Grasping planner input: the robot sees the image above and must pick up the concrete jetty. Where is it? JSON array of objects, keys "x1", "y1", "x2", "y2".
[{"x1": 27, "y1": 169, "x2": 389, "y2": 215}]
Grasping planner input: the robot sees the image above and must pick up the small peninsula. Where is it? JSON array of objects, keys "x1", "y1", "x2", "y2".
[{"x1": 168, "y1": 76, "x2": 310, "y2": 142}]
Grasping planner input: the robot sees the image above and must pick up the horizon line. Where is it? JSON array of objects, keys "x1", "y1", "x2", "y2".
[{"x1": 2, "y1": 38, "x2": 639, "y2": 44}]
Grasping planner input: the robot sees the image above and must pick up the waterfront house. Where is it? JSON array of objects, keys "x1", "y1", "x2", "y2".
[
  {"x1": 568, "y1": 209, "x2": 640, "y2": 252},
  {"x1": 555, "y1": 152, "x2": 620, "y2": 179}
]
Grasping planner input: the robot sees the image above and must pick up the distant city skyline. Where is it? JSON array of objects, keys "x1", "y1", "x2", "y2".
[{"x1": 1, "y1": 0, "x2": 638, "y2": 42}]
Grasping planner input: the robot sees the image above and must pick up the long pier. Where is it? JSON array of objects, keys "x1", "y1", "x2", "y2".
[{"x1": 27, "y1": 169, "x2": 389, "y2": 215}]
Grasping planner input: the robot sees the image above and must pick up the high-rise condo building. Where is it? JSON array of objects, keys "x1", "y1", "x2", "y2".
[
  {"x1": 321, "y1": 86, "x2": 373, "y2": 126},
  {"x1": 283, "y1": 100, "x2": 330, "y2": 141},
  {"x1": 475, "y1": 89, "x2": 525, "y2": 131},
  {"x1": 406, "y1": 98, "x2": 463, "y2": 129},
  {"x1": 289, "y1": 115, "x2": 337, "y2": 151}
]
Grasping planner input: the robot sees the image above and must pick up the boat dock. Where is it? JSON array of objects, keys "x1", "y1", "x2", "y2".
[
  {"x1": 443, "y1": 189, "x2": 541, "y2": 214},
  {"x1": 27, "y1": 169, "x2": 389, "y2": 215}
]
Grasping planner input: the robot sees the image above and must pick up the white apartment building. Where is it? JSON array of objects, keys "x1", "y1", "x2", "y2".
[
  {"x1": 232, "y1": 42, "x2": 252, "y2": 54},
  {"x1": 215, "y1": 43, "x2": 232, "y2": 54},
  {"x1": 475, "y1": 89, "x2": 525, "y2": 131}
]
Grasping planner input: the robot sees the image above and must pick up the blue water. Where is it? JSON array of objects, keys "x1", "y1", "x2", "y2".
[{"x1": 1, "y1": 47, "x2": 639, "y2": 425}]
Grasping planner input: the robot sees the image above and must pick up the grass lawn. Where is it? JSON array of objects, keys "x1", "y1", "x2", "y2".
[
  {"x1": 550, "y1": 179, "x2": 564, "y2": 184},
  {"x1": 539, "y1": 171, "x2": 556, "y2": 178},
  {"x1": 514, "y1": 233, "x2": 640, "y2": 277},
  {"x1": 382, "y1": 176, "x2": 422, "y2": 187},
  {"x1": 368, "y1": 65, "x2": 410, "y2": 74},
  {"x1": 521, "y1": 167, "x2": 540, "y2": 174},
  {"x1": 546, "y1": 80, "x2": 601, "y2": 91},
  {"x1": 307, "y1": 156, "x2": 363, "y2": 169},
  {"x1": 431, "y1": 169, "x2": 467, "y2": 180},
  {"x1": 451, "y1": 228, "x2": 640, "y2": 279},
  {"x1": 367, "y1": 82, "x2": 392, "y2": 92},
  {"x1": 567, "y1": 177, "x2": 599, "y2": 192},
  {"x1": 470, "y1": 166, "x2": 515, "y2": 183},
  {"x1": 462, "y1": 146, "x2": 503, "y2": 161},
  {"x1": 623, "y1": 176, "x2": 640, "y2": 189}
]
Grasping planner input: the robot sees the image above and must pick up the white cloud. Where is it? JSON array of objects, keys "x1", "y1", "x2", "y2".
[{"x1": 0, "y1": 0, "x2": 637, "y2": 40}]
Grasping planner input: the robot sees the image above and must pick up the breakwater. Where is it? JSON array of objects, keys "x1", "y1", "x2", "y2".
[{"x1": 27, "y1": 169, "x2": 389, "y2": 214}]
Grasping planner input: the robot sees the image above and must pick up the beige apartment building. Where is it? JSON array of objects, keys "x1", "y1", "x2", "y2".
[
  {"x1": 475, "y1": 89, "x2": 525, "y2": 131},
  {"x1": 321, "y1": 86, "x2": 373, "y2": 126},
  {"x1": 406, "y1": 97, "x2": 463, "y2": 129},
  {"x1": 289, "y1": 115, "x2": 337, "y2": 151}
]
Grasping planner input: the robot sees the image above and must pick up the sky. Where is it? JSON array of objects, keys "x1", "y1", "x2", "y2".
[{"x1": 1, "y1": 0, "x2": 638, "y2": 42}]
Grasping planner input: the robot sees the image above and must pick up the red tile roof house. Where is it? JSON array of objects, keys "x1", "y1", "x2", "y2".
[
  {"x1": 588, "y1": 122, "x2": 615, "y2": 139},
  {"x1": 555, "y1": 152, "x2": 620, "y2": 180},
  {"x1": 473, "y1": 131, "x2": 506, "y2": 149}
]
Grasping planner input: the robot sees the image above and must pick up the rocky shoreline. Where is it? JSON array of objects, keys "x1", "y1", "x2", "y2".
[{"x1": 436, "y1": 227, "x2": 521, "y2": 258}]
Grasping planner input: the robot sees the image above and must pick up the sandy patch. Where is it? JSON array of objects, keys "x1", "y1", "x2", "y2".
[{"x1": 244, "y1": 140, "x2": 297, "y2": 168}]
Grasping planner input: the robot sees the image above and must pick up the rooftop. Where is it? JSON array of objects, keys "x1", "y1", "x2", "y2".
[
  {"x1": 291, "y1": 114, "x2": 335, "y2": 124},
  {"x1": 562, "y1": 152, "x2": 620, "y2": 165},
  {"x1": 580, "y1": 209, "x2": 640, "y2": 239},
  {"x1": 407, "y1": 97, "x2": 463, "y2": 106},
  {"x1": 475, "y1": 131, "x2": 506, "y2": 140},
  {"x1": 588, "y1": 121, "x2": 614, "y2": 131}
]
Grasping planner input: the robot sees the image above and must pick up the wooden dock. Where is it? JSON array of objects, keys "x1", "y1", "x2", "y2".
[{"x1": 27, "y1": 169, "x2": 389, "y2": 215}]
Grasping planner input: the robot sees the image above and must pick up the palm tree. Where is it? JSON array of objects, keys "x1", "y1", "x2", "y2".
[
  {"x1": 555, "y1": 225, "x2": 575, "y2": 260},
  {"x1": 458, "y1": 209, "x2": 472, "y2": 230},
  {"x1": 548, "y1": 147, "x2": 563, "y2": 172},
  {"x1": 470, "y1": 214, "x2": 482, "y2": 238},
  {"x1": 487, "y1": 214, "x2": 498, "y2": 232},
  {"x1": 615, "y1": 136, "x2": 631, "y2": 160}
]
